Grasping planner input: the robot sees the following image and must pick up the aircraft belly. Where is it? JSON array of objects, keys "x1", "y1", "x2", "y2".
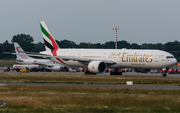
[
  {"x1": 65, "y1": 60, "x2": 85, "y2": 67},
  {"x1": 120, "y1": 62, "x2": 152, "y2": 69}
]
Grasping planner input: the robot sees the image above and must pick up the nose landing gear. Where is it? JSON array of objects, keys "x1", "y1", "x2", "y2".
[
  {"x1": 162, "y1": 71, "x2": 167, "y2": 77},
  {"x1": 162, "y1": 68, "x2": 169, "y2": 77}
]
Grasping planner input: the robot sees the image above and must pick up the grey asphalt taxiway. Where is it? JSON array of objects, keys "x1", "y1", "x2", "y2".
[
  {"x1": 1, "y1": 71, "x2": 180, "y2": 77},
  {"x1": 0, "y1": 82, "x2": 180, "y2": 90},
  {"x1": 1, "y1": 70, "x2": 180, "y2": 90}
]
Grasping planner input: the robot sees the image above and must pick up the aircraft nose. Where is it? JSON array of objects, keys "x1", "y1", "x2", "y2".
[
  {"x1": 171, "y1": 58, "x2": 177, "y2": 66},
  {"x1": 166, "y1": 58, "x2": 177, "y2": 67},
  {"x1": 174, "y1": 58, "x2": 177, "y2": 65}
]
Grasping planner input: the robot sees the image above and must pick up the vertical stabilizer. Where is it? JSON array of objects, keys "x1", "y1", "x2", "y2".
[
  {"x1": 40, "y1": 21, "x2": 60, "y2": 51},
  {"x1": 14, "y1": 42, "x2": 34, "y2": 60}
]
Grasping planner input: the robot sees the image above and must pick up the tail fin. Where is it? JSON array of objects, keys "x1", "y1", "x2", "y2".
[
  {"x1": 14, "y1": 42, "x2": 34, "y2": 60},
  {"x1": 40, "y1": 21, "x2": 60, "y2": 51}
]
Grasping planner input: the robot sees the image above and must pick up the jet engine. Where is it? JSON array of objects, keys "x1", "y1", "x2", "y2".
[
  {"x1": 51, "y1": 66, "x2": 61, "y2": 71},
  {"x1": 88, "y1": 61, "x2": 107, "y2": 73},
  {"x1": 135, "y1": 68, "x2": 151, "y2": 73}
]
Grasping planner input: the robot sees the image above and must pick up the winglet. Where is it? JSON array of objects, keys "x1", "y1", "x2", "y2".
[{"x1": 40, "y1": 21, "x2": 60, "y2": 51}]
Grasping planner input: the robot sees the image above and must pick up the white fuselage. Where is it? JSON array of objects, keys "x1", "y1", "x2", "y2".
[
  {"x1": 13, "y1": 64, "x2": 39, "y2": 70},
  {"x1": 16, "y1": 58, "x2": 55, "y2": 65},
  {"x1": 47, "y1": 49, "x2": 177, "y2": 69}
]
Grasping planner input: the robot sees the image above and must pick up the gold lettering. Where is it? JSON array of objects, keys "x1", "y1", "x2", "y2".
[
  {"x1": 109, "y1": 52, "x2": 121, "y2": 57},
  {"x1": 145, "y1": 55, "x2": 149, "y2": 63},
  {"x1": 136, "y1": 55, "x2": 139, "y2": 62},
  {"x1": 122, "y1": 53, "x2": 127, "y2": 62},
  {"x1": 149, "y1": 55, "x2": 153, "y2": 63},
  {"x1": 143, "y1": 54, "x2": 146, "y2": 62},
  {"x1": 134, "y1": 53, "x2": 137, "y2": 62},
  {"x1": 128, "y1": 54, "x2": 133, "y2": 62},
  {"x1": 116, "y1": 53, "x2": 121, "y2": 56},
  {"x1": 112, "y1": 53, "x2": 115, "y2": 56},
  {"x1": 138, "y1": 55, "x2": 142, "y2": 62},
  {"x1": 121, "y1": 52, "x2": 153, "y2": 63}
]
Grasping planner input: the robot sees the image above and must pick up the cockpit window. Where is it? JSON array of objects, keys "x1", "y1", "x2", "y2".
[{"x1": 166, "y1": 56, "x2": 174, "y2": 59}]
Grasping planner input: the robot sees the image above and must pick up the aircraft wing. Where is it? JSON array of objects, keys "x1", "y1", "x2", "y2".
[
  {"x1": 32, "y1": 62, "x2": 64, "y2": 67},
  {"x1": 11, "y1": 53, "x2": 117, "y2": 64}
]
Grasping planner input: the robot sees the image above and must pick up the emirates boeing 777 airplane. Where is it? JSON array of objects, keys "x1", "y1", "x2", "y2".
[{"x1": 35, "y1": 21, "x2": 176, "y2": 77}]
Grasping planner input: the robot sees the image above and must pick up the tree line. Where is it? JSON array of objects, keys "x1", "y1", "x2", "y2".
[{"x1": 1, "y1": 34, "x2": 180, "y2": 61}]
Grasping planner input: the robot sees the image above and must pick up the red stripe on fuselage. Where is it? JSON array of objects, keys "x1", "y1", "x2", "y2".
[
  {"x1": 56, "y1": 58, "x2": 66, "y2": 65},
  {"x1": 48, "y1": 33, "x2": 66, "y2": 65},
  {"x1": 52, "y1": 49, "x2": 66, "y2": 65}
]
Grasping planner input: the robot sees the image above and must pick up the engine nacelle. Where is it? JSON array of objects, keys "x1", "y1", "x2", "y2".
[
  {"x1": 135, "y1": 68, "x2": 151, "y2": 73},
  {"x1": 51, "y1": 66, "x2": 61, "y2": 71},
  {"x1": 88, "y1": 61, "x2": 107, "y2": 73}
]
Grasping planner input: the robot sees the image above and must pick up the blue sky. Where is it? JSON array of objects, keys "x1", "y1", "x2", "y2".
[{"x1": 1, "y1": 0, "x2": 180, "y2": 44}]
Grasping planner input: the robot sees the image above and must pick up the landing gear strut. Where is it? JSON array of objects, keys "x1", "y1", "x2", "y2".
[
  {"x1": 162, "y1": 71, "x2": 167, "y2": 77},
  {"x1": 161, "y1": 68, "x2": 169, "y2": 77}
]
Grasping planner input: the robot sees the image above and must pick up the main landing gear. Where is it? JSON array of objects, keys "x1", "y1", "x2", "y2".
[
  {"x1": 110, "y1": 68, "x2": 122, "y2": 75},
  {"x1": 84, "y1": 70, "x2": 96, "y2": 75}
]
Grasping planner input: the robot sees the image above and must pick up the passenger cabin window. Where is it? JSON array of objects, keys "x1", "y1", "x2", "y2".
[{"x1": 166, "y1": 56, "x2": 174, "y2": 59}]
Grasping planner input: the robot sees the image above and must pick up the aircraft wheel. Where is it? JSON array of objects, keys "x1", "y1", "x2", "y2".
[
  {"x1": 163, "y1": 73, "x2": 167, "y2": 77},
  {"x1": 110, "y1": 70, "x2": 122, "y2": 75},
  {"x1": 162, "y1": 73, "x2": 167, "y2": 77},
  {"x1": 110, "y1": 71, "x2": 114, "y2": 75},
  {"x1": 84, "y1": 70, "x2": 96, "y2": 75}
]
